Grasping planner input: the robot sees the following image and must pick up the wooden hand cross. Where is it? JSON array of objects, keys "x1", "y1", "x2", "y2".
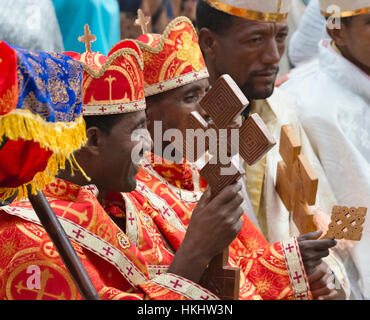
[
  {"x1": 275, "y1": 125, "x2": 319, "y2": 234},
  {"x1": 184, "y1": 74, "x2": 276, "y2": 299}
]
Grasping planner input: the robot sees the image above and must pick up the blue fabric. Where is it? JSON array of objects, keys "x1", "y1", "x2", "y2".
[
  {"x1": 11, "y1": 44, "x2": 83, "y2": 123},
  {"x1": 52, "y1": 0, "x2": 120, "y2": 55}
]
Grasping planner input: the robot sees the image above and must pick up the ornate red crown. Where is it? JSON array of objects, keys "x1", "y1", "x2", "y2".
[
  {"x1": 64, "y1": 25, "x2": 146, "y2": 116},
  {"x1": 135, "y1": 16, "x2": 209, "y2": 97}
]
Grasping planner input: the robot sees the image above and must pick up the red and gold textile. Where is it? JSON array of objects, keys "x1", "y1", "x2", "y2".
[
  {"x1": 0, "y1": 151, "x2": 313, "y2": 300},
  {"x1": 0, "y1": 41, "x2": 86, "y2": 202},
  {"x1": 0, "y1": 178, "x2": 218, "y2": 300},
  {"x1": 121, "y1": 153, "x2": 313, "y2": 300},
  {"x1": 135, "y1": 16, "x2": 209, "y2": 97},
  {"x1": 64, "y1": 35, "x2": 145, "y2": 116}
]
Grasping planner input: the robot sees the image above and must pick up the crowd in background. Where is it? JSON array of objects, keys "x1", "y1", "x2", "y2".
[{"x1": 0, "y1": 0, "x2": 326, "y2": 76}]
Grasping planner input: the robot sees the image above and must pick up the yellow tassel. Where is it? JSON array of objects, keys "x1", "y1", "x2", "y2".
[
  {"x1": 0, "y1": 109, "x2": 90, "y2": 202},
  {"x1": 0, "y1": 109, "x2": 87, "y2": 156}
]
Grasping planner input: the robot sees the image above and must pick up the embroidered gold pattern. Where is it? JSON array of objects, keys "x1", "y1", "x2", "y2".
[{"x1": 176, "y1": 31, "x2": 202, "y2": 72}]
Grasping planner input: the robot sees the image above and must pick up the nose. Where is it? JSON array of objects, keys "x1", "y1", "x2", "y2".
[
  {"x1": 196, "y1": 103, "x2": 212, "y2": 124},
  {"x1": 261, "y1": 39, "x2": 281, "y2": 65}
]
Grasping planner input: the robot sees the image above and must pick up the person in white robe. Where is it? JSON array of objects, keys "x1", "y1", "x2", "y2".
[
  {"x1": 196, "y1": 0, "x2": 352, "y2": 299},
  {"x1": 281, "y1": 0, "x2": 370, "y2": 299},
  {"x1": 288, "y1": 0, "x2": 328, "y2": 67}
]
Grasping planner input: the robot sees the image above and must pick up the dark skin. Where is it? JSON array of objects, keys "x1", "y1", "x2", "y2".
[
  {"x1": 198, "y1": 16, "x2": 338, "y2": 298},
  {"x1": 327, "y1": 13, "x2": 370, "y2": 76},
  {"x1": 58, "y1": 111, "x2": 148, "y2": 202},
  {"x1": 146, "y1": 78, "x2": 211, "y2": 156},
  {"x1": 198, "y1": 17, "x2": 288, "y2": 100}
]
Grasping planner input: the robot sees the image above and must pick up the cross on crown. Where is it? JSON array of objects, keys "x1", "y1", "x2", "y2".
[
  {"x1": 78, "y1": 24, "x2": 96, "y2": 53},
  {"x1": 134, "y1": 9, "x2": 151, "y2": 34}
]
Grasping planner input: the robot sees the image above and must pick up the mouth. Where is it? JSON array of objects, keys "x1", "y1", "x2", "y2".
[{"x1": 253, "y1": 68, "x2": 279, "y2": 80}]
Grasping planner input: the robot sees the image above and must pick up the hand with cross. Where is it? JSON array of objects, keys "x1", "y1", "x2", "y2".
[
  {"x1": 297, "y1": 231, "x2": 337, "y2": 276},
  {"x1": 167, "y1": 183, "x2": 244, "y2": 290},
  {"x1": 185, "y1": 74, "x2": 275, "y2": 299},
  {"x1": 166, "y1": 75, "x2": 276, "y2": 299}
]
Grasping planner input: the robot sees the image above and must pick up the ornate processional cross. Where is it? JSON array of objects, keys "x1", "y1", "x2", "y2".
[
  {"x1": 78, "y1": 24, "x2": 96, "y2": 53},
  {"x1": 323, "y1": 206, "x2": 367, "y2": 241},
  {"x1": 135, "y1": 9, "x2": 151, "y2": 34},
  {"x1": 183, "y1": 74, "x2": 276, "y2": 299},
  {"x1": 275, "y1": 125, "x2": 319, "y2": 234},
  {"x1": 275, "y1": 125, "x2": 368, "y2": 241}
]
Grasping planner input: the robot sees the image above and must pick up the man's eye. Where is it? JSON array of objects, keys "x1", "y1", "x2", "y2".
[
  {"x1": 184, "y1": 95, "x2": 198, "y2": 102},
  {"x1": 276, "y1": 33, "x2": 288, "y2": 41},
  {"x1": 134, "y1": 123, "x2": 146, "y2": 131},
  {"x1": 248, "y1": 37, "x2": 263, "y2": 44}
]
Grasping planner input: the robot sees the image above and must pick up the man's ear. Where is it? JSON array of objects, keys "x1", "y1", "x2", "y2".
[
  {"x1": 198, "y1": 27, "x2": 218, "y2": 63},
  {"x1": 85, "y1": 126, "x2": 104, "y2": 156},
  {"x1": 326, "y1": 23, "x2": 348, "y2": 47}
]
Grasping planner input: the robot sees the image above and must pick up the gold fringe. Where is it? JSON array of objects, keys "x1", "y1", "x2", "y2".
[
  {"x1": 0, "y1": 109, "x2": 89, "y2": 201},
  {"x1": 0, "y1": 109, "x2": 87, "y2": 155}
]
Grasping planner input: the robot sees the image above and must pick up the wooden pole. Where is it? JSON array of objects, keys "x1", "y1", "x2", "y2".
[{"x1": 28, "y1": 189, "x2": 100, "y2": 300}]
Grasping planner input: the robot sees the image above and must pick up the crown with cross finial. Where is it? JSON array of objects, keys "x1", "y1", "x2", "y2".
[
  {"x1": 203, "y1": 0, "x2": 291, "y2": 22},
  {"x1": 319, "y1": 0, "x2": 370, "y2": 18},
  {"x1": 63, "y1": 25, "x2": 146, "y2": 116},
  {"x1": 134, "y1": 16, "x2": 209, "y2": 97}
]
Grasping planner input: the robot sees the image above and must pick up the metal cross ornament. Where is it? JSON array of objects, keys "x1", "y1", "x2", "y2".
[
  {"x1": 135, "y1": 9, "x2": 151, "y2": 34},
  {"x1": 78, "y1": 24, "x2": 96, "y2": 53}
]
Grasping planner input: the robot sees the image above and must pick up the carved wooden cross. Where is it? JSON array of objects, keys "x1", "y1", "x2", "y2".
[
  {"x1": 135, "y1": 9, "x2": 151, "y2": 34},
  {"x1": 185, "y1": 74, "x2": 276, "y2": 299},
  {"x1": 78, "y1": 24, "x2": 96, "y2": 53},
  {"x1": 323, "y1": 206, "x2": 367, "y2": 240},
  {"x1": 275, "y1": 125, "x2": 319, "y2": 234},
  {"x1": 197, "y1": 75, "x2": 276, "y2": 197}
]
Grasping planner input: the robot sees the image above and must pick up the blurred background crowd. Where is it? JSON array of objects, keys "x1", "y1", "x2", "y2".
[{"x1": 0, "y1": 0, "x2": 327, "y2": 77}]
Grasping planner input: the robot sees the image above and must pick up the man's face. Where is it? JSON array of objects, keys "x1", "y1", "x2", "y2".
[
  {"x1": 146, "y1": 78, "x2": 210, "y2": 149},
  {"x1": 208, "y1": 17, "x2": 288, "y2": 100},
  {"x1": 339, "y1": 13, "x2": 370, "y2": 75},
  {"x1": 98, "y1": 110, "x2": 148, "y2": 192}
]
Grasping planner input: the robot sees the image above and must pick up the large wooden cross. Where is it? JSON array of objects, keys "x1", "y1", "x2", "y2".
[
  {"x1": 185, "y1": 74, "x2": 276, "y2": 299},
  {"x1": 275, "y1": 125, "x2": 319, "y2": 234},
  {"x1": 78, "y1": 24, "x2": 96, "y2": 53}
]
